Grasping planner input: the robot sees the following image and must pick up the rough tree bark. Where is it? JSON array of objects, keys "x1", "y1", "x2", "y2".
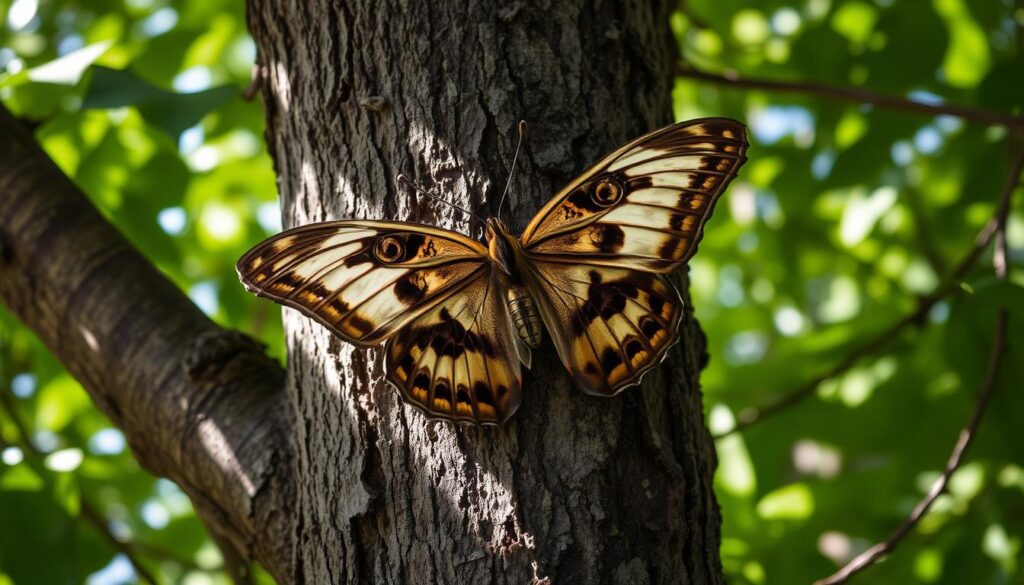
[{"x1": 247, "y1": 1, "x2": 725, "y2": 583}]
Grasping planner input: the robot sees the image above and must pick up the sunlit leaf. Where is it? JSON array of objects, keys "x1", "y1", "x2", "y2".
[
  {"x1": 933, "y1": 0, "x2": 991, "y2": 88},
  {"x1": 27, "y1": 41, "x2": 113, "y2": 86},
  {"x1": 0, "y1": 464, "x2": 45, "y2": 492},
  {"x1": 756, "y1": 482, "x2": 815, "y2": 520}
]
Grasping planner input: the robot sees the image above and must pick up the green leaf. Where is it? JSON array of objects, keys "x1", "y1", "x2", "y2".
[
  {"x1": 0, "y1": 486, "x2": 77, "y2": 583},
  {"x1": 0, "y1": 464, "x2": 45, "y2": 492},
  {"x1": 53, "y1": 472, "x2": 81, "y2": 517},
  {"x1": 756, "y1": 482, "x2": 815, "y2": 520},
  {"x1": 933, "y1": 0, "x2": 991, "y2": 88},
  {"x1": 35, "y1": 375, "x2": 90, "y2": 432},
  {"x1": 26, "y1": 41, "x2": 114, "y2": 86},
  {"x1": 831, "y1": 2, "x2": 878, "y2": 46},
  {"x1": 82, "y1": 66, "x2": 238, "y2": 139}
]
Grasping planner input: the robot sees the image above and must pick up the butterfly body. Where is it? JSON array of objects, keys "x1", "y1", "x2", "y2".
[
  {"x1": 505, "y1": 285, "x2": 543, "y2": 349},
  {"x1": 238, "y1": 118, "x2": 748, "y2": 425},
  {"x1": 485, "y1": 217, "x2": 544, "y2": 350}
]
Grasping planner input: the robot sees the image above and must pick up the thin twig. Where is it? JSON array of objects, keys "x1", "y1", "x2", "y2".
[
  {"x1": 81, "y1": 501, "x2": 161, "y2": 585},
  {"x1": 716, "y1": 147, "x2": 1024, "y2": 438},
  {"x1": 242, "y1": 64, "x2": 264, "y2": 101},
  {"x1": 0, "y1": 385, "x2": 159, "y2": 585},
  {"x1": 715, "y1": 220, "x2": 995, "y2": 438},
  {"x1": 676, "y1": 64, "x2": 1024, "y2": 130},
  {"x1": 815, "y1": 309, "x2": 1009, "y2": 585},
  {"x1": 814, "y1": 145, "x2": 1021, "y2": 584}
]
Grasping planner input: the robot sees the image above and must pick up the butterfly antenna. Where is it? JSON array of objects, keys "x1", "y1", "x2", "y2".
[
  {"x1": 497, "y1": 120, "x2": 528, "y2": 221},
  {"x1": 396, "y1": 174, "x2": 486, "y2": 224}
]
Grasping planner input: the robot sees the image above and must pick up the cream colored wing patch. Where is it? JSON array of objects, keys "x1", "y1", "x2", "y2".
[
  {"x1": 520, "y1": 118, "x2": 748, "y2": 273},
  {"x1": 525, "y1": 262, "x2": 683, "y2": 396},
  {"x1": 386, "y1": 272, "x2": 523, "y2": 425},
  {"x1": 236, "y1": 220, "x2": 487, "y2": 345}
]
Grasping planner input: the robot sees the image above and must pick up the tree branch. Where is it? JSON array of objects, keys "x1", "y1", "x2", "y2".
[
  {"x1": 716, "y1": 146, "x2": 1024, "y2": 438},
  {"x1": 676, "y1": 64, "x2": 1024, "y2": 130},
  {"x1": 0, "y1": 104, "x2": 295, "y2": 582}
]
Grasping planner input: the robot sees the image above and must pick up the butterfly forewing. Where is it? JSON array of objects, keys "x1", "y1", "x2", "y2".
[
  {"x1": 520, "y1": 118, "x2": 748, "y2": 273},
  {"x1": 236, "y1": 220, "x2": 488, "y2": 345}
]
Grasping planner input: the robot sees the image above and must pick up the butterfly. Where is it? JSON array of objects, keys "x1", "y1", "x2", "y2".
[{"x1": 237, "y1": 118, "x2": 748, "y2": 425}]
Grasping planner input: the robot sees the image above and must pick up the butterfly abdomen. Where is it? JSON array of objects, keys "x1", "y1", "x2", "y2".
[{"x1": 507, "y1": 286, "x2": 542, "y2": 348}]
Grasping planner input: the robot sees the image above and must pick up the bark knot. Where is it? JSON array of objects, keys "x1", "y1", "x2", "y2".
[
  {"x1": 184, "y1": 329, "x2": 276, "y2": 384},
  {"x1": 357, "y1": 96, "x2": 389, "y2": 112}
]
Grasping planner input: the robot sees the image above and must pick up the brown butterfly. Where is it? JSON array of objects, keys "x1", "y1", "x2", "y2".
[{"x1": 237, "y1": 118, "x2": 748, "y2": 425}]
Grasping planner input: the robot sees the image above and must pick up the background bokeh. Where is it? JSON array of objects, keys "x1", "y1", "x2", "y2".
[{"x1": 0, "y1": 0, "x2": 1021, "y2": 583}]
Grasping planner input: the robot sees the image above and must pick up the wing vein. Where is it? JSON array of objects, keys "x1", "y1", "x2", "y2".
[
  {"x1": 535, "y1": 271, "x2": 637, "y2": 374},
  {"x1": 530, "y1": 267, "x2": 614, "y2": 378}
]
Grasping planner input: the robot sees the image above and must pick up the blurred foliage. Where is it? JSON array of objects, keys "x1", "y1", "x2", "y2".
[
  {"x1": 674, "y1": 0, "x2": 1023, "y2": 583},
  {"x1": 0, "y1": 0, "x2": 1021, "y2": 583}
]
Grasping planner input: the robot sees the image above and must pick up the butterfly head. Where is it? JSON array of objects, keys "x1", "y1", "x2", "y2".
[
  {"x1": 485, "y1": 216, "x2": 510, "y2": 238},
  {"x1": 485, "y1": 217, "x2": 519, "y2": 277}
]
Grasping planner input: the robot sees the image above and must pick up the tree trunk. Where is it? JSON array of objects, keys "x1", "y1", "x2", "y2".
[{"x1": 247, "y1": 1, "x2": 724, "y2": 584}]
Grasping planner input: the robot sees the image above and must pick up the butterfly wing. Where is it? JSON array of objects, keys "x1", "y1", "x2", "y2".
[
  {"x1": 519, "y1": 118, "x2": 747, "y2": 394},
  {"x1": 520, "y1": 118, "x2": 748, "y2": 273},
  {"x1": 386, "y1": 271, "x2": 523, "y2": 425},
  {"x1": 236, "y1": 220, "x2": 488, "y2": 345},
  {"x1": 524, "y1": 262, "x2": 683, "y2": 395},
  {"x1": 237, "y1": 220, "x2": 522, "y2": 424}
]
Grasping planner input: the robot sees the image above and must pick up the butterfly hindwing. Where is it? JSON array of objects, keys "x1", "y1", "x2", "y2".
[
  {"x1": 520, "y1": 118, "x2": 747, "y2": 273},
  {"x1": 236, "y1": 220, "x2": 488, "y2": 345},
  {"x1": 525, "y1": 262, "x2": 683, "y2": 395},
  {"x1": 386, "y1": 272, "x2": 523, "y2": 424}
]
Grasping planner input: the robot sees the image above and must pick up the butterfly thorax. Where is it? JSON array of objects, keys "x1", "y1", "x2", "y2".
[
  {"x1": 485, "y1": 217, "x2": 520, "y2": 277},
  {"x1": 486, "y1": 218, "x2": 543, "y2": 348}
]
